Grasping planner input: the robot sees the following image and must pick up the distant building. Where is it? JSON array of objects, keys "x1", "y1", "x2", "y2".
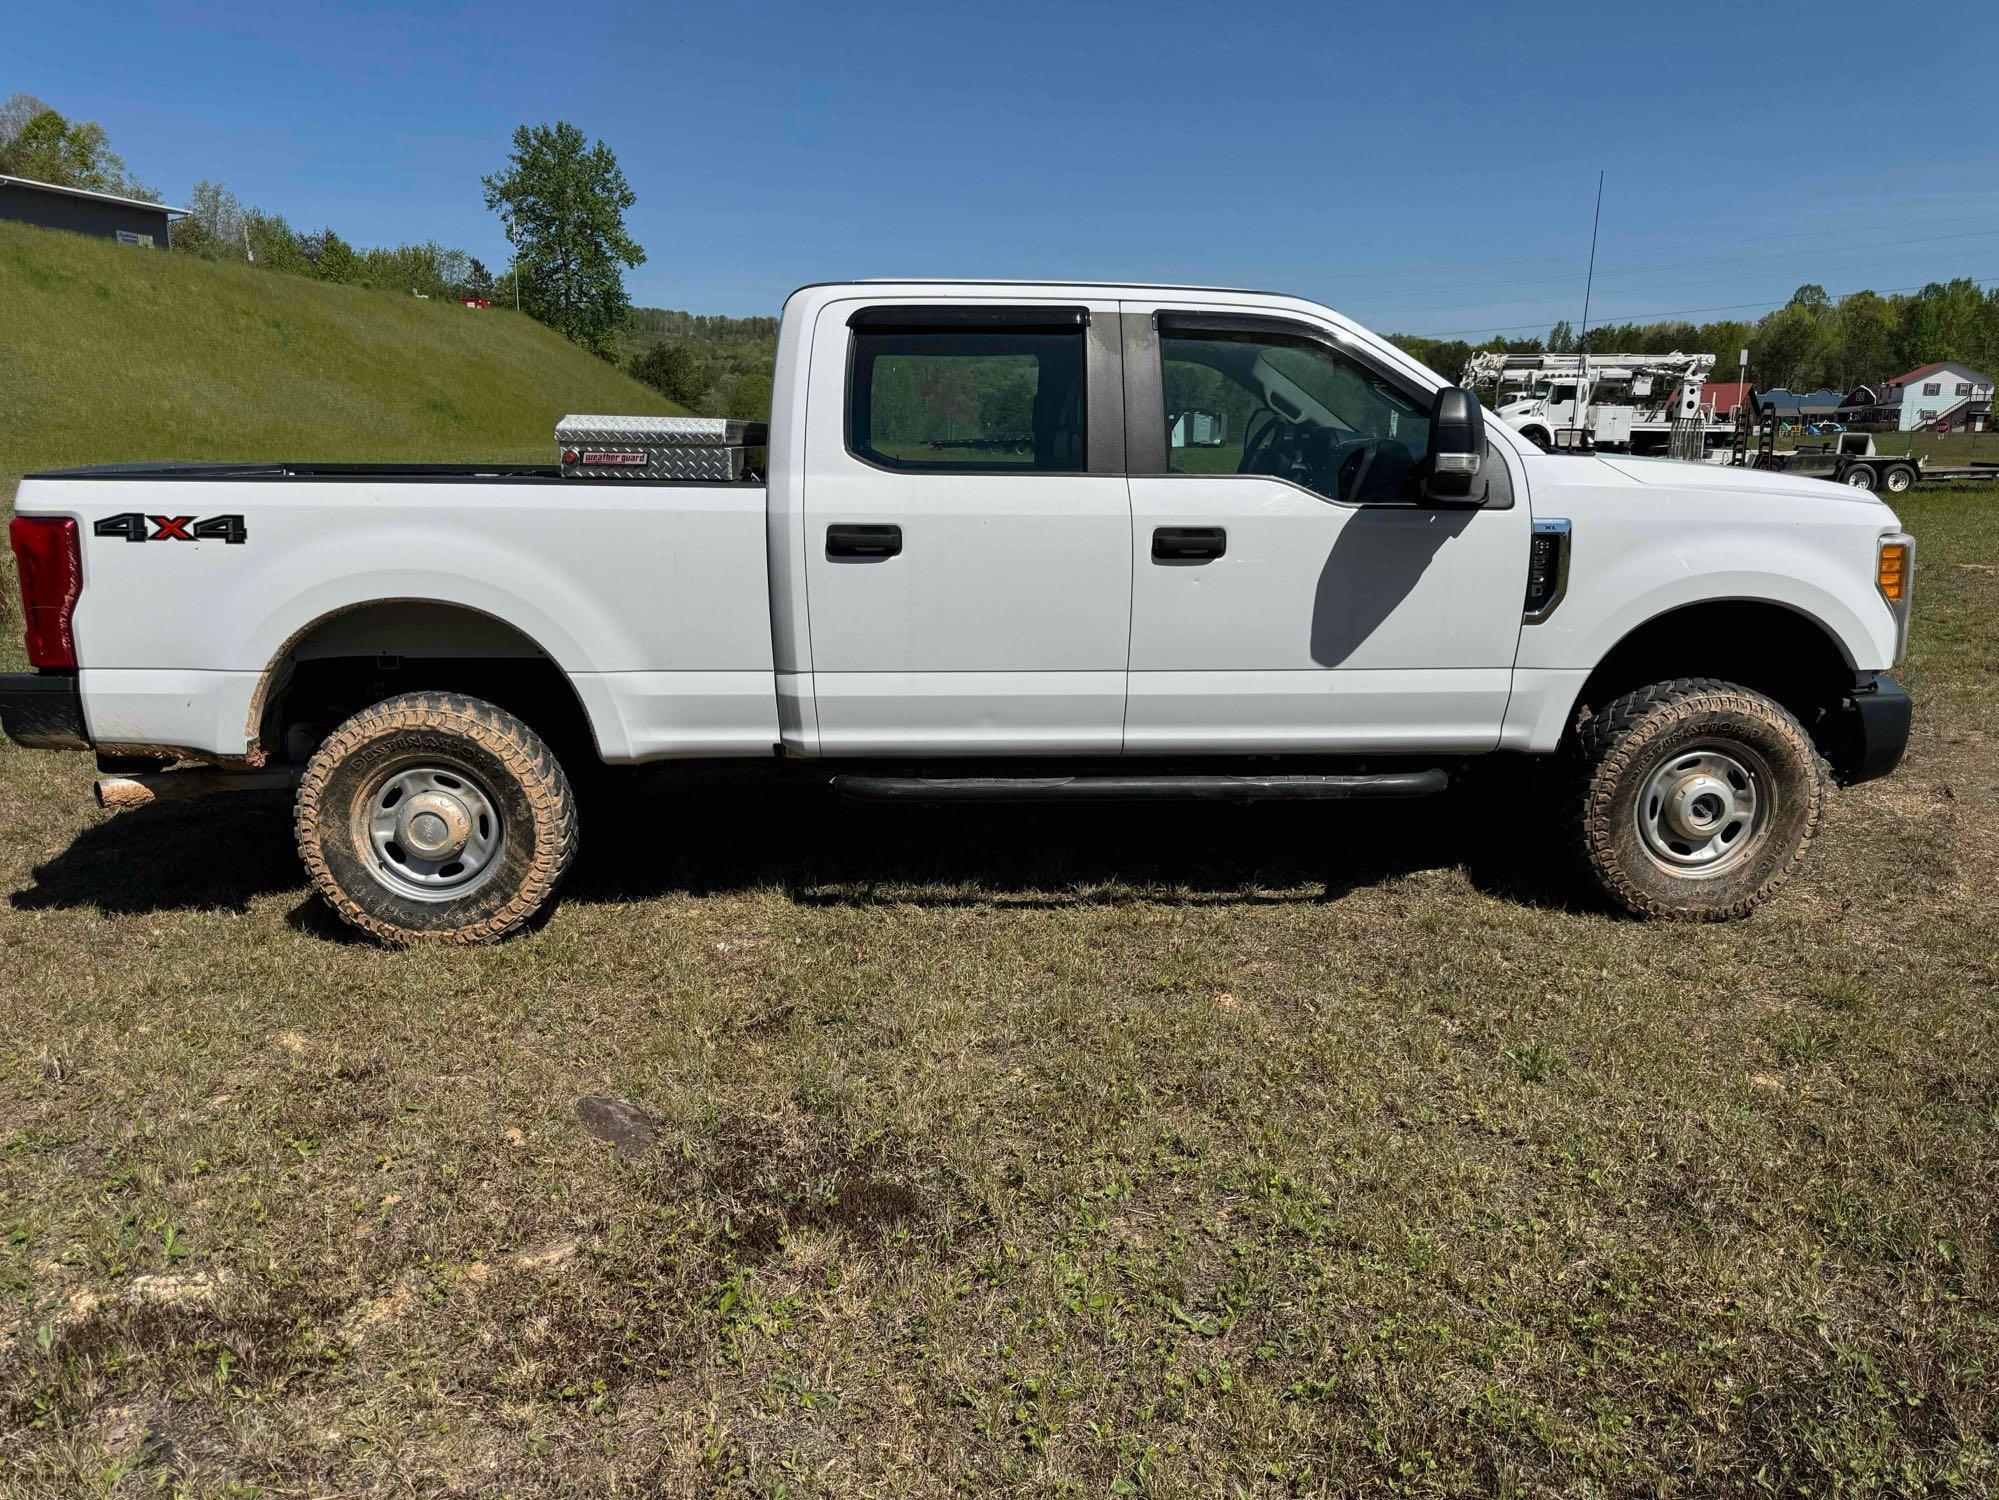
[
  {"x1": 1757, "y1": 387, "x2": 1845, "y2": 427},
  {"x1": 1838, "y1": 362, "x2": 1993, "y2": 433},
  {"x1": 0, "y1": 174, "x2": 186, "y2": 248},
  {"x1": 1701, "y1": 381, "x2": 1753, "y2": 420}
]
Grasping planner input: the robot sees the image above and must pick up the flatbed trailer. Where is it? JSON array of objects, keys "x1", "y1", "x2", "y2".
[{"x1": 1751, "y1": 440, "x2": 1999, "y2": 494}]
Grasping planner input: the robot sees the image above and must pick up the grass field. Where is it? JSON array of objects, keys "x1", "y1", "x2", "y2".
[
  {"x1": 0, "y1": 221, "x2": 683, "y2": 486},
  {"x1": 0, "y1": 461, "x2": 1993, "y2": 1492}
]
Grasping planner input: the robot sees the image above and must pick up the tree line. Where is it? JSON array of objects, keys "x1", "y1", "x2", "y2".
[
  {"x1": 1391, "y1": 279, "x2": 1999, "y2": 396},
  {"x1": 623, "y1": 311, "x2": 778, "y2": 421}
]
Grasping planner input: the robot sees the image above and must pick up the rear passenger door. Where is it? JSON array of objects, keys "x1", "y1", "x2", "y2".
[{"x1": 801, "y1": 299, "x2": 1131, "y2": 753}]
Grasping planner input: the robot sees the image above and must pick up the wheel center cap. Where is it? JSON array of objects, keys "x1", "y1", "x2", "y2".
[
  {"x1": 399, "y1": 791, "x2": 471, "y2": 858},
  {"x1": 1666, "y1": 774, "x2": 1732, "y2": 839}
]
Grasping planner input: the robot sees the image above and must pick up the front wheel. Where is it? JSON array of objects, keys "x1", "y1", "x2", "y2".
[
  {"x1": 296, "y1": 691, "x2": 578, "y2": 945},
  {"x1": 1572, "y1": 679, "x2": 1825, "y2": 920},
  {"x1": 1882, "y1": 463, "x2": 1917, "y2": 494}
]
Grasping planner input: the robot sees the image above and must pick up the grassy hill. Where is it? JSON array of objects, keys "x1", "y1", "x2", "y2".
[{"x1": 0, "y1": 220, "x2": 685, "y2": 482}]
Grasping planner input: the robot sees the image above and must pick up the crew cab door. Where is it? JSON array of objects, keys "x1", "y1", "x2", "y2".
[
  {"x1": 1121, "y1": 304, "x2": 1529, "y2": 752},
  {"x1": 800, "y1": 298, "x2": 1130, "y2": 753}
]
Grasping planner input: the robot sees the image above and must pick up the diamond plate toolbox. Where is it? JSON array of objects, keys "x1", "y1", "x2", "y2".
[{"x1": 556, "y1": 414, "x2": 769, "y2": 480}]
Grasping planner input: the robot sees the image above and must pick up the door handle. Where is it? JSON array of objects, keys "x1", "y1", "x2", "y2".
[
  {"x1": 1152, "y1": 525, "x2": 1226, "y2": 561},
  {"x1": 827, "y1": 523, "x2": 902, "y2": 558}
]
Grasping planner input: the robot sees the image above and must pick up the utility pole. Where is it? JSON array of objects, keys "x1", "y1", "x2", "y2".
[{"x1": 504, "y1": 215, "x2": 521, "y2": 313}]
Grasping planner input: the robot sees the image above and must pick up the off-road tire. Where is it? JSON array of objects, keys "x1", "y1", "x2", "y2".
[
  {"x1": 1572, "y1": 678, "x2": 1825, "y2": 921},
  {"x1": 296, "y1": 692, "x2": 577, "y2": 945}
]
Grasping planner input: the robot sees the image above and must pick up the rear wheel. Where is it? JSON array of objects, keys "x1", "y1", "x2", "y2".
[
  {"x1": 1572, "y1": 678, "x2": 1824, "y2": 920},
  {"x1": 296, "y1": 691, "x2": 578, "y2": 945},
  {"x1": 1842, "y1": 465, "x2": 1876, "y2": 490},
  {"x1": 1882, "y1": 463, "x2": 1917, "y2": 494}
]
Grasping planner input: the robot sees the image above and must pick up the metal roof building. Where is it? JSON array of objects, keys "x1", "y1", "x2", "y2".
[{"x1": 0, "y1": 174, "x2": 186, "y2": 249}]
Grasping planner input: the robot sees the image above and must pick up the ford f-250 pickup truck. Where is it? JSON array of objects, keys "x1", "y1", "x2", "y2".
[{"x1": 3, "y1": 281, "x2": 1914, "y2": 944}]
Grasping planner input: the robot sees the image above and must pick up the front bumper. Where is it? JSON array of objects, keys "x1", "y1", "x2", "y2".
[
  {"x1": 0, "y1": 671, "x2": 89, "y2": 750},
  {"x1": 1832, "y1": 673, "x2": 1911, "y2": 785}
]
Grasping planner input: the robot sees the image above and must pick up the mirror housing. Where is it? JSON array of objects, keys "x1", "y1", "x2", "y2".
[{"x1": 1426, "y1": 386, "x2": 1486, "y2": 501}]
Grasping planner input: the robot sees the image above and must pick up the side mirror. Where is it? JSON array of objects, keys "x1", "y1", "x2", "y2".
[{"x1": 1427, "y1": 387, "x2": 1486, "y2": 501}]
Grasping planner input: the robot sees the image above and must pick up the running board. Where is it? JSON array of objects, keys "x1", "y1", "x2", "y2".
[{"x1": 831, "y1": 770, "x2": 1449, "y2": 803}]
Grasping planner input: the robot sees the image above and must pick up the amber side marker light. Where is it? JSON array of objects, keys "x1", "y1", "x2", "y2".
[{"x1": 1877, "y1": 540, "x2": 1911, "y2": 603}]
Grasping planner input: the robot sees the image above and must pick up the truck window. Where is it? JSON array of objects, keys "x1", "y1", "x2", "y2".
[
  {"x1": 848, "y1": 325, "x2": 1086, "y2": 472},
  {"x1": 1159, "y1": 326, "x2": 1430, "y2": 503}
]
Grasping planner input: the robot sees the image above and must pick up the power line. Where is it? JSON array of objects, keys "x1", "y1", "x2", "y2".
[
  {"x1": 1412, "y1": 275, "x2": 1999, "y2": 340},
  {"x1": 1316, "y1": 211, "x2": 1999, "y2": 290},
  {"x1": 1355, "y1": 225, "x2": 1999, "y2": 305}
]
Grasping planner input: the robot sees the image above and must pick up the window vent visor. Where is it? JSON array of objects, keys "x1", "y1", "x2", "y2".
[
  {"x1": 9, "y1": 516, "x2": 82, "y2": 669},
  {"x1": 846, "y1": 304, "x2": 1088, "y2": 333},
  {"x1": 1523, "y1": 518, "x2": 1571, "y2": 622}
]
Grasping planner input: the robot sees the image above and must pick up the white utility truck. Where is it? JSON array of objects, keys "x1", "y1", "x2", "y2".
[
  {"x1": 1465, "y1": 350, "x2": 1733, "y2": 455},
  {"x1": 4, "y1": 281, "x2": 1914, "y2": 944}
]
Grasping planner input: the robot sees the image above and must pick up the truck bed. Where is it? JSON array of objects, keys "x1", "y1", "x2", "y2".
[{"x1": 14, "y1": 465, "x2": 779, "y2": 763}]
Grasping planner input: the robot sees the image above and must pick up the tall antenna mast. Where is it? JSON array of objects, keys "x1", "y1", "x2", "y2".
[
  {"x1": 1578, "y1": 170, "x2": 1604, "y2": 347},
  {"x1": 1575, "y1": 170, "x2": 1604, "y2": 450}
]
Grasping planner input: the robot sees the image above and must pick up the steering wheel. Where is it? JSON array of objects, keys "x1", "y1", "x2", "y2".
[
  {"x1": 1330, "y1": 437, "x2": 1381, "y2": 501},
  {"x1": 1238, "y1": 410, "x2": 1282, "y2": 476}
]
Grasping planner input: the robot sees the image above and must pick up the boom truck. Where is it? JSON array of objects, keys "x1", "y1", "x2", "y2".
[
  {"x1": 1465, "y1": 350, "x2": 1734, "y2": 456},
  {"x1": 3, "y1": 280, "x2": 1913, "y2": 944}
]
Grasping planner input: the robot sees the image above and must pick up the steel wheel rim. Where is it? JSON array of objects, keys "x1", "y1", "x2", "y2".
[
  {"x1": 358, "y1": 760, "x2": 506, "y2": 902},
  {"x1": 1634, "y1": 742, "x2": 1768, "y2": 876},
  {"x1": 1843, "y1": 468, "x2": 1873, "y2": 489},
  {"x1": 1885, "y1": 467, "x2": 1913, "y2": 493}
]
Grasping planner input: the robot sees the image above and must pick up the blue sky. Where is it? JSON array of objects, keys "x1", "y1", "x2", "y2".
[{"x1": 12, "y1": 1, "x2": 1999, "y2": 335}]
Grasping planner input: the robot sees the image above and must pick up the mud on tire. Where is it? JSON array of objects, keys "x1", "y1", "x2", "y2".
[
  {"x1": 295, "y1": 691, "x2": 578, "y2": 946},
  {"x1": 1572, "y1": 677, "x2": 1826, "y2": 921}
]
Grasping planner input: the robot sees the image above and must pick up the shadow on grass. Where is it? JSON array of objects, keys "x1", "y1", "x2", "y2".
[{"x1": 11, "y1": 767, "x2": 1589, "y2": 924}]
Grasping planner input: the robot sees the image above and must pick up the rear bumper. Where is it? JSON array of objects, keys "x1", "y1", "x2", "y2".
[
  {"x1": 0, "y1": 671, "x2": 90, "y2": 750},
  {"x1": 1832, "y1": 673, "x2": 1911, "y2": 785}
]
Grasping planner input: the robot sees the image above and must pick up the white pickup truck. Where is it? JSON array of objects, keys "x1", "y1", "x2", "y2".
[{"x1": 4, "y1": 280, "x2": 1914, "y2": 944}]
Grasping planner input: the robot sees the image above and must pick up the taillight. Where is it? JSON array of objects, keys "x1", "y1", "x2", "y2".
[{"x1": 9, "y1": 516, "x2": 83, "y2": 668}]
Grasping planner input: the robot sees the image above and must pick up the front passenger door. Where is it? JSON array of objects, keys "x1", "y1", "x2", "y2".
[{"x1": 1122, "y1": 305, "x2": 1530, "y2": 753}]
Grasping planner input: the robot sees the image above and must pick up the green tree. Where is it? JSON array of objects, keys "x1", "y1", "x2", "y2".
[
  {"x1": 309, "y1": 229, "x2": 362, "y2": 284},
  {"x1": 1831, "y1": 292, "x2": 1897, "y2": 389},
  {"x1": 174, "y1": 180, "x2": 247, "y2": 259},
  {"x1": 628, "y1": 340, "x2": 705, "y2": 405},
  {"x1": 722, "y1": 371, "x2": 774, "y2": 422},
  {"x1": 1752, "y1": 303, "x2": 1830, "y2": 390},
  {"x1": 1546, "y1": 319, "x2": 1575, "y2": 353},
  {"x1": 0, "y1": 94, "x2": 156, "y2": 199},
  {"x1": 482, "y1": 121, "x2": 645, "y2": 355}
]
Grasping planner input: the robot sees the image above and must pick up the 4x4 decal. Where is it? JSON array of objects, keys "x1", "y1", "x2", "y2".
[{"x1": 95, "y1": 512, "x2": 247, "y2": 544}]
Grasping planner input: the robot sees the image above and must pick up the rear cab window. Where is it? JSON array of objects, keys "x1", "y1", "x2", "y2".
[{"x1": 847, "y1": 307, "x2": 1090, "y2": 473}]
